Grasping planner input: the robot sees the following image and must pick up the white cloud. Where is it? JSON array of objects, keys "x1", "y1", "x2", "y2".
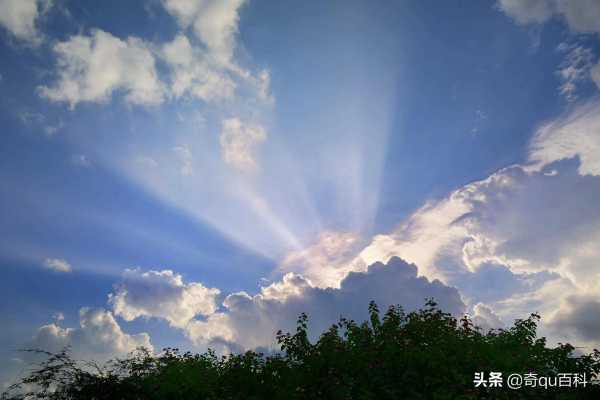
[
  {"x1": 0, "y1": 0, "x2": 49, "y2": 43},
  {"x1": 555, "y1": 44, "x2": 595, "y2": 101},
  {"x1": 497, "y1": 0, "x2": 554, "y2": 25},
  {"x1": 103, "y1": 259, "x2": 463, "y2": 353},
  {"x1": 498, "y1": 0, "x2": 600, "y2": 33},
  {"x1": 280, "y1": 231, "x2": 365, "y2": 288},
  {"x1": 37, "y1": 2, "x2": 270, "y2": 110},
  {"x1": 185, "y1": 257, "x2": 465, "y2": 351},
  {"x1": 161, "y1": 34, "x2": 235, "y2": 101},
  {"x1": 358, "y1": 190, "x2": 472, "y2": 282},
  {"x1": 29, "y1": 308, "x2": 152, "y2": 360},
  {"x1": 39, "y1": 29, "x2": 165, "y2": 108},
  {"x1": 529, "y1": 100, "x2": 600, "y2": 176},
  {"x1": 498, "y1": 2, "x2": 600, "y2": 98},
  {"x1": 160, "y1": 0, "x2": 245, "y2": 65},
  {"x1": 353, "y1": 102, "x2": 600, "y2": 347},
  {"x1": 219, "y1": 118, "x2": 266, "y2": 172},
  {"x1": 43, "y1": 258, "x2": 72, "y2": 273},
  {"x1": 109, "y1": 268, "x2": 220, "y2": 329},
  {"x1": 52, "y1": 312, "x2": 64, "y2": 322}
]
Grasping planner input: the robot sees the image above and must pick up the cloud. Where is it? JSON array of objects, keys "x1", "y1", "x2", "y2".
[
  {"x1": 555, "y1": 0, "x2": 600, "y2": 33},
  {"x1": 529, "y1": 100, "x2": 600, "y2": 176},
  {"x1": 103, "y1": 259, "x2": 463, "y2": 353},
  {"x1": 43, "y1": 258, "x2": 72, "y2": 273},
  {"x1": 109, "y1": 268, "x2": 220, "y2": 329},
  {"x1": 498, "y1": 2, "x2": 600, "y2": 99},
  {"x1": 353, "y1": 103, "x2": 600, "y2": 346},
  {"x1": 357, "y1": 189, "x2": 472, "y2": 282},
  {"x1": 497, "y1": 0, "x2": 554, "y2": 25},
  {"x1": 498, "y1": 0, "x2": 600, "y2": 33},
  {"x1": 0, "y1": 0, "x2": 49, "y2": 43},
  {"x1": 555, "y1": 44, "x2": 595, "y2": 101},
  {"x1": 160, "y1": 34, "x2": 235, "y2": 101},
  {"x1": 39, "y1": 29, "x2": 165, "y2": 108},
  {"x1": 360, "y1": 161, "x2": 600, "y2": 287},
  {"x1": 548, "y1": 295, "x2": 600, "y2": 343},
  {"x1": 184, "y1": 257, "x2": 465, "y2": 351},
  {"x1": 18, "y1": 110, "x2": 62, "y2": 136},
  {"x1": 160, "y1": 0, "x2": 245, "y2": 64},
  {"x1": 29, "y1": 308, "x2": 152, "y2": 360},
  {"x1": 280, "y1": 231, "x2": 366, "y2": 288},
  {"x1": 219, "y1": 118, "x2": 266, "y2": 172},
  {"x1": 471, "y1": 303, "x2": 504, "y2": 332}
]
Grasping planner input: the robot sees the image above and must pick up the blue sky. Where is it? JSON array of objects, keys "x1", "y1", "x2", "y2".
[{"x1": 2, "y1": 0, "x2": 600, "y2": 387}]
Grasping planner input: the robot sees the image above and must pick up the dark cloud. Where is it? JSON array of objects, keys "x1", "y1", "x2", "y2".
[{"x1": 550, "y1": 295, "x2": 600, "y2": 342}]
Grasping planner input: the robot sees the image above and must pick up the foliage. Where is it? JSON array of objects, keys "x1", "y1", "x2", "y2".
[{"x1": 3, "y1": 299, "x2": 600, "y2": 399}]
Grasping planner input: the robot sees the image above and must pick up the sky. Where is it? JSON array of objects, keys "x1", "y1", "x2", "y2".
[{"x1": 1, "y1": 0, "x2": 600, "y2": 387}]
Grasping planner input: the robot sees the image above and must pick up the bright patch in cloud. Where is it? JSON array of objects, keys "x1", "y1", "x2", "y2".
[{"x1": 280, "y1": 231, "x2": 364, "y2": 288}]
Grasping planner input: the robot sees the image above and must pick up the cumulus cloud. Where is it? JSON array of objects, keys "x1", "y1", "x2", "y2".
[
  {"x1": 219, "y1": 118, "x2": 266, "y2": 172},
  {"x1": 185, "y1": 257, "x2": 465, "y2": 351},
  {"x1": 35, "y1": 1, "x2": 270, "y2": 110},
  {"x1": 109, "y1": 268, "x2": 220, "y2": 329},
  {"x1": 0, "y1": 0, "x2": 50, "y2": 43},
  {"x1": 29, "y1": 308, "x2": 152, "y2": 360},
  {"x1": 39, "y1": 29, "x2": 165, "y2": 108},
  {"x1": 160, "y1": 0, "x2": 245, "y2": 64},
  {"x1": 360, "y1": 163, "x2": 600, "y2": 287},
  {"x1": 160, "y1": 34, "x2": 235, "y2": 101},
  {"x1": 43, "y1": 258, "x2": 72, "y2": 273},
  {"x1": 353, "y1": 102, "x2": 600, "y2": 347},
  {"x1": 358, "y1": 190, "x2": 472, "y2": 282}
]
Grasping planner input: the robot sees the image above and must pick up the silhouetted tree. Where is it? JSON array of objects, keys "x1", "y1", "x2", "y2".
[{"x1": 3, "y1": 299, "x2": 599, "y2": 399}]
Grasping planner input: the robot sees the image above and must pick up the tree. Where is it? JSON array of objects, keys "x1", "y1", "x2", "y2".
[{"x1": 3, "y1": 299, "x2": 599, "y2": 399}]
